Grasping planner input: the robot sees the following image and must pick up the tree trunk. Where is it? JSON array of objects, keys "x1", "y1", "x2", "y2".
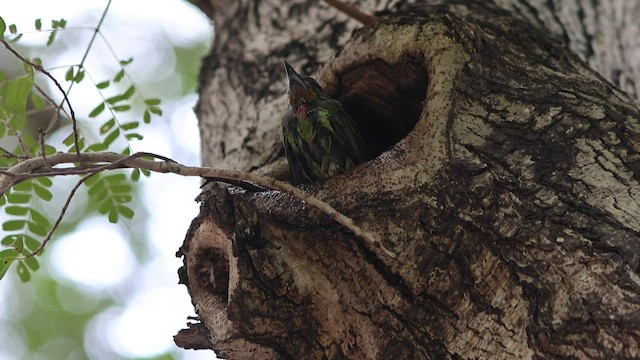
[{"x1": 175, "y1": 1, "x2": 640, "y2": 358}]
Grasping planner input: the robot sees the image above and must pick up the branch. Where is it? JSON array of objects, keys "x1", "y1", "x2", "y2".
[
  {"x1": 323, "y1": 0, "x2": 376, "y2": 25},
  {"x1": 1, "y1": 151, "x2": 396, "y2": 258},
  {"x1": 27, "y1": 174, "x2": 92, "y2": 258}
]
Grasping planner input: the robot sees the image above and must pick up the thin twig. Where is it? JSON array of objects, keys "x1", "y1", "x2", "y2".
[
  {"x1": 64, "y1": 0, "x2": 112, "y2": 97},
  {"x1": 33, "y1": 83, "x2": 68, "y2": 134},
  {"x1": 37, "y1": 129, "x2": 53, "y2": 170},
  {"x1": 59, "y1": 0, "x2": 113, "y2": 154},
  {"x1": 25, "y1": 174, "x2": 92, "y2": 258},
  {"x1": 25, "y1": 174, "x2": 94, "y2": 259},
  {"x1": 323, "y1": 0, "x2": 376, "y2": 25},
  {"x1": 0, "y1": 151, "x2": 397, "y2": 258},
  {"x1": 0, "y1": 39, "x2": 80, "y2": 153},
  {"x1": 0, "y1": 146, "x2": 22, "y2": 159}
]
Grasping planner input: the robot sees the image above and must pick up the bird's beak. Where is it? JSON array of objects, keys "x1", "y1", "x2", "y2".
[{"x1": 284, "y1": 60, "x2": 308, "y2": 98}]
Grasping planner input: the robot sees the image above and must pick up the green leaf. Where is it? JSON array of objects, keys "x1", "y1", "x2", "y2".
[
  {"x1": 74, "y1": 69, "x2": 85, "y2": 83},
  {"x1": 6, "y1": 76, "x2": 34, "y2": 113},
  {"x1": 89, "y1": 102, "x2": 106, "y2": 118},
  {"x1": 108, "y1": 208, "x2": 119, "y2": 223},
  {"x1": 118, "y1": 205, "x2": 134, "y2": 219},
  {"x1": 43, "y1": 145, "x2": 56, "y2": 155},
  {"x1": 3, "y1": 220, "x2": 26, "y2": 231},
  {"x1": 5, "y1": 205, "x2": 28, "y2": 216},
  {"x1": 87, "y1": 180, "x2": 105, "y2": 197},
  {"x1": 46, "y1": 30, "x2": 57, "y2": 46},
  {"x1": 17, "y1": 262, "x2": 31, "y2": 282},
  {"x1": 105, "y1": 173, "x2": 126, "y2": 183},
  {"x1": 52, "y1": 19, "x2": 67, "y2": 29},
  {"x1": 112, "y1": 105, "x2": 130, "y2": 112},
  {"x1": 6, "y1": 192, "x2": 31, "y2": 204},
  {"x1": 65, "y1": 67, "x2": 74, "y2": 81},
  {"x1": 84, "y1": 174, "x2": 101, "y2": 187},
  {"x1": 0, "y1": 17, "x2": 6, "y2": 39},
  {"x1": 143, "y1": 109, "x2": 151, "y2": 124},
  {"x1": 96, "y1": 80, "x2": 110, "y2": 89},
  {"x1": 33, "y1": 183, "x2": 53, "y2": 201},
  {"x1": 125, "y1": 133, "x2": 143, "y2": 141},
  {"x1": 24, "y1": 236, "x2": 40, "y2": 251},
  {"x1": 111, "y1": 184, "x2": 131, "y2": 194},
  {"x1": 35, "y1": 19, "x2": 42, "y2": 31},
  {"x1": 0, "y1": 249, "x2": 18, "y2": 260},
  {"x1": 30, "y1": 58, "x2": 43, "y2": 69},
  {"x1": 13, "y1": 236, "x2": 24, "y2": 253},
  {"x1": 30, "y1": 209, "x2": 51, "y2": 227},
  {"x1": 113, "y1": 194, "x2": 132, "y2": 203},
  {"x1": 105, "y1": 94, "x2": 125, "y2": 104},
  {"x1": 62, "y1": 133, "x2": 75, "y2": 146},
  {"x1": 86, "y1": 143, "x2": 108, "y2": 152},
  {"x1": 9, "y1": 24, "x2": 16, "y2": 34},
  {"x1": 100, "y1": 118, "x2": 116, "y2": 134},
  {"x1": 0, "y1": 259, "x2": 13, "y2": 280},
  {"x1": 13, "y1": 180, "x2": 33, "y2": 191},
  {"x1": 98, "y1": 199, "x2": 112, "y2": 215},
  {"x1": 123, "y1": 85, "x2": 135, "y2": 99},
  {"x1": 144, "y1": 98, "x2": 161, "y2": 106},
  {"x1": 104, "y1": 129, "x2": 120, "y2": 146},
  {"x1": 24, "y1": 257, "x2": 39, "y2": 271},
  {"x1": 131, "y1": 169, "x2": 141, "y2": 181},
  {"x1": 36, "y1": 177, "x2": 53, "y2": 187},
  {"x1": 1, "y1": 235, "x2": 16, "y2": 246},
  {"x1": 27, "y1": 222, "x2": 47, "y2": 237},
  {"x1": 148, "y1": 106, "x2": 162, "y2": 116},
  {"x1": 23, "y1": 61, "x2": 35, "y2": 75},
  {"x1": 121, "y1": 121, "x2": 139, "y2": 131},
  {"x1": 114, "y1": 69, "x2": 125, "y2": 82},
  {"x1": 119, "y1": 57, "x2": 133, "y2": 66},
  {"x1": 92, "y1": 188, "x2": 108, "y2": 202},
  {"x1": 31, "y1": 92, "x2": 46, "y2": 110}
]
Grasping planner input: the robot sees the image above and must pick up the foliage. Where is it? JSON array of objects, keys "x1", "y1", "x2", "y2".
[{"x1": 0, "y1": 11, "x2": 162, "y2": 282}]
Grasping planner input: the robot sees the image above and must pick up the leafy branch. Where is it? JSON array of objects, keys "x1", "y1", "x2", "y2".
[{"x1": 0, "y1": 151, "x2": 396, "y2": 261}]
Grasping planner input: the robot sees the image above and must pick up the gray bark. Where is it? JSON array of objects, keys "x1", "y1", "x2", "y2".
[{"x1": 176, "y1": 1, "x2": 640, "y2": 359}]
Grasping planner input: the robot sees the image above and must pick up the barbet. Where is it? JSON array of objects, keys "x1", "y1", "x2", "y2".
[{"x1": 282, "y1": 61, "x2": 367, "y2": 183}]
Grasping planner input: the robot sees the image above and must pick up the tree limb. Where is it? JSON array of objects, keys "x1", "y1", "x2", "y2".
[{"x1": 0, "y1": 151, "x2": 396, "y2": 258}]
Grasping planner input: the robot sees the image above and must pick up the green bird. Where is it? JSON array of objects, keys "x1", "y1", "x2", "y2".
[{"x1": 282, "y1": 61, "x2": 367, "y2": 183}]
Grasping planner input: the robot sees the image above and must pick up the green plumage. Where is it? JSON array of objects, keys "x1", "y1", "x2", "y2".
[{"x1": 282, "y1": 62, "x2": 367, "y2": 183}]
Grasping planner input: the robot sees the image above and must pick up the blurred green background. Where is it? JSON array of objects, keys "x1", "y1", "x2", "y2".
[{"x1": 0, "y1": 1, "x2": 214, "y2": 359}]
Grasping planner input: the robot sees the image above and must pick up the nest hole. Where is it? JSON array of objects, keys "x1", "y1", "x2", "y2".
[
  {"x1": 335, "y1": 58, "x2": 428, "y2": 159},
  {"x1": 196, "y1": 248, "x2": 230, "y2": 303}
]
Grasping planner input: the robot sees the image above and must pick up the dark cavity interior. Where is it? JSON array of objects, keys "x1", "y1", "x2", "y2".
[
  {"x1": 335, "y1": 58, "x2": 428, "y2": 159},
  {"x1": 197, "y1": 248, "x2": 230, "y2": 303}
]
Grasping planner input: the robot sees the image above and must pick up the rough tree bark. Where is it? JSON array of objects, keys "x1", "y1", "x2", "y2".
[{"x1": 175, "y1": 1, "x2": 640, "y2": 358}]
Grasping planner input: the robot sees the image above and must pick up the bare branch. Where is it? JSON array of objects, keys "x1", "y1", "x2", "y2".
[
  {"x1": 323, "y1": 0, "x2": 376, "y2": 25},
  {"x1": 0, "y1": 151, "x2": 396, "y2": 258}
]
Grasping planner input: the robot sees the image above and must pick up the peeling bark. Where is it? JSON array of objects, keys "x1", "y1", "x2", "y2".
[{"x1": 179, "y1": 1, "x2": 640, "y2": 359}]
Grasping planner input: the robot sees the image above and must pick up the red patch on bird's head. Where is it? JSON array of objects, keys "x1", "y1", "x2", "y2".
[{"x1": 296, "y1": 105, "x2": 308, "y2": 118}]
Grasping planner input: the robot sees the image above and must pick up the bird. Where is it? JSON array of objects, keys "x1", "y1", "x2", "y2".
[{"x1": 282, "y1": 61, "x2": 367, "y2": 183}]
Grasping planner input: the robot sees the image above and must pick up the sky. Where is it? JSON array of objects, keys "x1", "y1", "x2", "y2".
[{"x1": 0, "y1": 0, "x2": 215, "y2": 359}]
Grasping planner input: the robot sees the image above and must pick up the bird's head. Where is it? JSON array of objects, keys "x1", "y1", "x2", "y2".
[{"x1": 284, "y1": 61, "x2": 325, "y2": 112}]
